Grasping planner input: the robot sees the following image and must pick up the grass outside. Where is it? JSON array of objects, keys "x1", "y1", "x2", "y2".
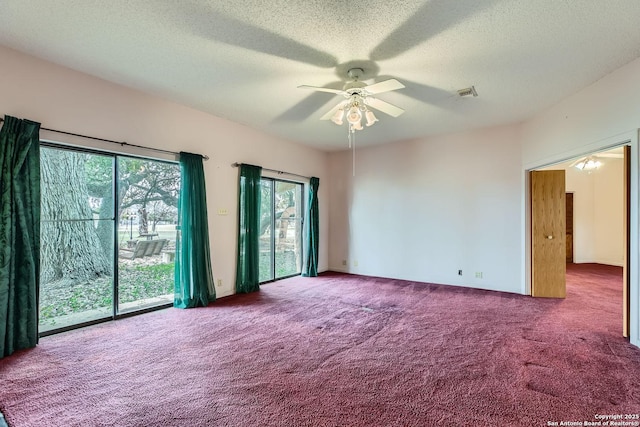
[
  {"x1": 40, "y1": 244, "x2": 299, "y2": 329},
  {"x1": 119, "y1": 263, "x2": 174, "y2": 302},
  {"x1": 259, "y1": 250, "x2": 300, "y2": 282},
  {"x1": 39, "y1": 262, "x2": 174, "y2": 328}
]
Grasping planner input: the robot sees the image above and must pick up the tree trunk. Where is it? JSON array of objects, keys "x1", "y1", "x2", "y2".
[
  {"x1": 138, "y1": 207, "x2": 148, "y2": 235},
  {"x1": 96, "y1": 185, "x2": 114, "y2": 262},
  {"x1": 40, "y1": 149, "x2": 111, "y2": 283}
]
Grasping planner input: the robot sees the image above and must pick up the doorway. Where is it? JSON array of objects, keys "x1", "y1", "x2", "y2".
[
  {"x1": 530, "y1": 145, "x2": 629, "y2": 336},
  {"x1": 566, "y1": 192, "x2": 573, "y2": 263}
]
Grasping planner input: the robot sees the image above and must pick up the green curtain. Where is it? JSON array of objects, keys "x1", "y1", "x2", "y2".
[
  {"x1": 302, "y1": 177, "x2": 319, "y2": 277},
  {"x1": 235, "y1": 164, "x2": 262, "y2": 293},
  {"x1": 0, "y1": 116, "x2": 41, "y2": 358},
  {"x1": 174, "y1": 152, "x2": 215, "y2": 308}
]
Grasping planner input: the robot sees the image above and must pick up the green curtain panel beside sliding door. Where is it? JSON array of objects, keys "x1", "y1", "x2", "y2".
[
  {"x1": 0, "y1": 116, "x2": 41, "y2": 358},
  {"x1": 174, "y1": 152, "x2": 215, "y2": 308},
  {"x1": 236, "y1": 164, "x2": 262, "y2": 293},
  {"x1": 302, "y1": 177, "x2": 319, "y2": 277}
]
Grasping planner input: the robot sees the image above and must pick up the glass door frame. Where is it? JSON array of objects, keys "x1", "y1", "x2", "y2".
[
  {"x1": 259, "y1": 176, "x2": 305, "y2": 284},
  {"x1": 39, "y1": 142, "x2": 176, "y2": 337}
]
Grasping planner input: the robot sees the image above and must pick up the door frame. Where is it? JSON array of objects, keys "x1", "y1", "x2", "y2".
[{"x1": 523, "y1": 130, "x2": 639, "y2": 348}]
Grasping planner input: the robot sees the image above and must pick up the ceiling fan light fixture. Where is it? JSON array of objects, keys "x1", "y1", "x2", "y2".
[
  {"x1": 299, "y1": 71, "x2": 405, "y2": 176},
  {"x1": 585, "y1": 159, "x2": 601, "y2": 170},
  {"x1": 574, "y1": 157, "x2": 601, "y2": 170},
  {"x1": 365, "y1": 109, "x2": 378, "y2": 126},
  {"x1": 347, "y1": 106, "x2": 362, "y2": 125},
  {"x1": 331, "y1": 108, "x2": 344, "y2": 125}
]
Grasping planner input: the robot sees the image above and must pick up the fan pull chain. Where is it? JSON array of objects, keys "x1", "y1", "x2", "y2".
[
  {"x1": 347, "y1": 124, "x2": 356, "y2": 176},
  {"x1": 351, "y1": 128, "x2": 356, "y2": 176}
]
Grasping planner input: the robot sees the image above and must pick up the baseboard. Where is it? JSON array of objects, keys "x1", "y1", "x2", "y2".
[{"x1": 572, "y1": 260, "x2": 624, "y2": 267}]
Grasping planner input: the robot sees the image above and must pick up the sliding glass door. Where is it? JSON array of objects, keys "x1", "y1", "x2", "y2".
[
  {"x1": 39, "y1": 145, "x2": 180, "y2": 333},
  {"x1": 117, "y1": 157, "x2": 179, "y2": 313},
  {"x1": 259, "y1": 178, "x2": 304, "y2": 283}
]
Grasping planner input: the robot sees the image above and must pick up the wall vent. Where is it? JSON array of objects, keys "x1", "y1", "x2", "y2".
[{"x1": 457, "y1": 86, "x2": 478, "y2": 97}]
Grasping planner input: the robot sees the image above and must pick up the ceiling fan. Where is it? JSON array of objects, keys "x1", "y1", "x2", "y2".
[{"x1": 298, "y1": 68, "x2": 405, "y2": 131}]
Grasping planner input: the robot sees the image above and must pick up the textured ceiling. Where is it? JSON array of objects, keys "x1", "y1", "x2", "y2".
[{"x1": 2, "y1": 1, "x2": 640, "y2": 151}]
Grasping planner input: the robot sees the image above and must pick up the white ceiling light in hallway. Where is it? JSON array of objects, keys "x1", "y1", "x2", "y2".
[{"x1": 573, "y1": 157, "x2": 602, "y2": 171}]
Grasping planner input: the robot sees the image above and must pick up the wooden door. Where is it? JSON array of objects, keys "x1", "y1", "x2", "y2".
[
  {"x1": 531, "y1": 170, "x2": 566, "y2": 298},
  {"x1": 623, "y1": 145, "x2": 630, "y2": 337},
  {"x1": 566, "y1": 193, "x2": 573, "y2": 263}
]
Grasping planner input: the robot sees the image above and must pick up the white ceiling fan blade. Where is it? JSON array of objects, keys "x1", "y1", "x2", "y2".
[
  {"x1": 365, "y1": 97, "x2": 405, "y2": 117},
  {"x1": 297, "y1": 85, "x2": 346, "y2": 95},
  {"x1": 364, "y1": 79, "x2": 405, "y2": 95},
  {"x1": 320, "y1": 101, "x2": 348, "y2": 120}
]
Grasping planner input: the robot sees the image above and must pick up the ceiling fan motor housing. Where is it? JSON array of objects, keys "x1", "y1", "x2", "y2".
[
  {"x1": 344, "y1": 81, "x2": 367, "y2": 92},
  {"x1": 344, "y1": 68, "x2": 367, "y2": 92},
  {"x1": 347, "y1": 67, "x2": 364, "y2": 80}
]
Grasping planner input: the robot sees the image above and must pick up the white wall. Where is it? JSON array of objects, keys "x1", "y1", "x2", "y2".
[
  {"x1": 565, "y1": 167, "x2": 596, "y2": 263},
  {"x1": 522, "y1": 56, "x2": 640, "y2": 168},
  {"x1": 0, "y1": 45, "x2": 329, "y2": 298},
  {"x1": 328, "y1": 124, "x2": 523, "y2": 294},
  {"x1": 593, "y1": 158, "x2": 625, "y2": 266},
  {"x1": 548, "y1": 159, "x2": 624, "y2": 266}
]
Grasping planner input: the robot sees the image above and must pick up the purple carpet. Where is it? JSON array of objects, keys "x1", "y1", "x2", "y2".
[{"x1": 1, "y1": 264, "x2": 639, "y2": 426}]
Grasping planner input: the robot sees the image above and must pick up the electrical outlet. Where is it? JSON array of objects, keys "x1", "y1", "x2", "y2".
[
  {"x1": 354, "y1": 260, "x2": 358, "y2": 267},
  {"x1": 216, "y1": 279, "x2": 223, "y2": 287},
  {"x1": 475, "y1": 272, "x2": 483, "y2": 279},
  {"x1": 342, "y1": 260, "x2": 347, "y2": 266},
  {"x1": 458, "y1": 270, "x2": 462, "y2": 276}
]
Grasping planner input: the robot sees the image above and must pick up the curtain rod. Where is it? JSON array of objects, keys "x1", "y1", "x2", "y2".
[
  {"x1": 232, "y1": 162, "x2": 310, "y2": 180},
  {"x1": 0, "y1": 117, "x2": 209, "y2": 161}
]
